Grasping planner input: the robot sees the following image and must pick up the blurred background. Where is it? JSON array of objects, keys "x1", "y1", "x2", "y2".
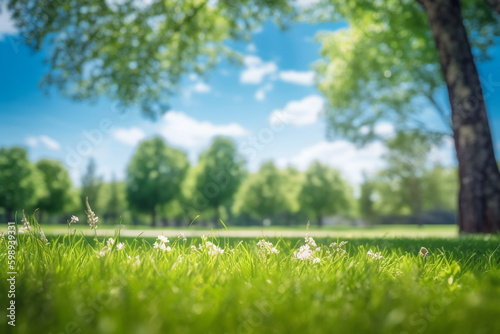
[{"x1": 0, "y1": 0, "x2": 499, "y2": 228}]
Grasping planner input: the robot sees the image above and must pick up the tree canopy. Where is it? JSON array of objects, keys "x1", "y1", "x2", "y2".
[
  {"x1": 313, "y1": 0, "x2": 499, "y2": 143},
  {"x1": 0, "y1": 147, "x2": 46, "y2": 221},
  {"x1": 126, "y1": 137, "x2": 189, "y2": 225},
  {"x1": 36, "y1": 158, "x2": 73, "y2": 217},
  {"x1": 299, "y1": 161, "x2": 352, "y2": 225},
  {"x1": 5, "y1": 0, "x2": 293, "y2": 117}
]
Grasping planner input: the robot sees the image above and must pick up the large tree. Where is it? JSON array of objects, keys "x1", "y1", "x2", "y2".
[
  {"x1": 188, "y1": 137, "x2": 246, "y2": 223},
  {"x1": 36, "y1": 158, "x2": 73, "y2": 222},
  {"x1": 232, "y1": 161, "x2": 293, "y2": 223},
  {"x1": 313, "y1": 0, "x2": 500, "y2": 232},
  {"x1": 0, "y1": 147, "x2": 46, "y2": 222},
  {"x1": 126, "y1": 137, "x2": 189, "y2": 226},
  {"x1": 299, "y1": 161, "x2": 351, "y2": 226}
]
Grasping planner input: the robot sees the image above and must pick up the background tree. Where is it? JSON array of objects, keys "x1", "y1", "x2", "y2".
[
  {"x1": 299, "y1": 161, "x2": 351, "y2": 226},
  {"x1": 0, "y1": 147, "x2": 46, "y2": 221},
  {"x1": 189, "y1": 137, "x2": 246, "y2": 224},
  {"x1": 126, "y1": 137, "x2": 189, "y2": 226},
  {"x1": 232, "y1": 161, "x2": 293, "y2": 224},
  {"x1": 80, "y1": 158, "x2": 102, "y2": 211},
  {"x1": 35, "y1": 158, "x2": 73, "y2": 223},
  {"x1": 358, "y1": 172, "x2": 376, "y2": 225},
  {"x1": 377, "y1": 132, "x2": 434, "y2": 224},
  {"x1": 312, "y1": 0, "x2": 500, "y2": 232}
]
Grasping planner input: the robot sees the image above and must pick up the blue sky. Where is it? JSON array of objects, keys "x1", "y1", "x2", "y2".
[{"x1": 1, "y1": 5, "x2": 499, "y2": 188}]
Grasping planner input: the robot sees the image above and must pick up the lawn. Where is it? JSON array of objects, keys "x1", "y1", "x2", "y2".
[{"x1": 1, "y1": 222, "x2": 500, "y2": 334}]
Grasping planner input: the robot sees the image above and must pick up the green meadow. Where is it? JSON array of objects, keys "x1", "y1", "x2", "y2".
[{"x1": 2, "y1": 220, "x2": 500, "y2": 334}]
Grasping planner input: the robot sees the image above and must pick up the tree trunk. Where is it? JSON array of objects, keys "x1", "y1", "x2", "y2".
[
  {"x1": 151, "y1": 205, "x2": 156, "y2": 227},
  {"x1": 214, "y1": 205, "x2": 220, "y2": 227},
  {"x1": 484, "y1": 0, "x2": 500, "y2": 14},
  {"x1": 317, "y1": 214, "x2": 324, "y2": 227},
  {"x1": 6, "y1": 209, "x2": 13, "y2": 223},
  {"x1": 419, "y1": 0, "x2": 500, "y2": 233}
]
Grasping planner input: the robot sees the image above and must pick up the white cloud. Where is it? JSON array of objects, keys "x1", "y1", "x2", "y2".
[
  {"x1": 246, "y1": 43, "x2": 257, "y2": 53},
  {"x1": 374, "y1": 122, "x2": 395, "y2": 138},
  {"x1": 269, "y1": 95, "x2": 324, "y2": 127},
  {"x1": 293, "y1": 0, "x2": 321, "y2": 8},
  {"x1": 279, "y1": 70, "x2": 315, "y2": 86},
  {"x1": 0, "y1": 5, "x2": 17, "y2": 40},
  {"x1": 279, "y1": 140, "x2": 387, "y2": 185},
  {"x1": 112, "y1": 127, "x2": 146, "y2": 146},
  {"x1": 192, "y1": 82, "x2": 211, "y2": 93},
  {"x1": 160, "y1": 111, "x2": 248, "y2": 149},
  {"x1": 26, "y1": 135, "x2": 61, "y2": 150},
  {"x1": 240, "y1": 56, "x2": 277, "y2": 84},
  {"x1": 255, "y1": 84, "x2": 273, "y2": 101}
]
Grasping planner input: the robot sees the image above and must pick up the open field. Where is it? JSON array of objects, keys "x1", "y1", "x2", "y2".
[
  {"x1": 1, "y1": 223, "x2": 459, "y2": 239},
  {"x1": 2, "y1": 222, "x2": 500, "y2": 334}
]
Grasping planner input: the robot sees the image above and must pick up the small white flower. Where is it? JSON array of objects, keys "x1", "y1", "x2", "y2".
[
  {"x1": 367, "y1": 249, "x2": 383, "y2": 260},
  {"x1": 191, "y1": 245, "x2": 197, "y2": 251},
  {"x1": 106, "y1": 238, "x2": 115, "y2": 247},
  {"x1": 256, "y1": 239, "x2": 279, "y2": 256},
  {"x1": 157, "y1": 235, "x2": 169, "y2": 243},
  {"x1": 178, "y1": 232, "x2": 187, "y2": 242},
  {"x1": 69, "y1": 215, "x2": 79, "y2": 225},
  {"x1": 419, "y1": 247, "x2": 430, "y2": 258},
  {"x1": 313, "y1": 257, "x2": 321, "y2": 264},
  {"x1": 116, "y1": 242, "x2": 125, "y2": 251}
]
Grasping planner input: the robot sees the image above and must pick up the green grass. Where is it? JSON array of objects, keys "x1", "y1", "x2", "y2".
[{"x1": 1, "y1": 223, "x2": 500, "y2": 334}]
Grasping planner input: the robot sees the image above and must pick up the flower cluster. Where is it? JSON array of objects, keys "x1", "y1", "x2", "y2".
[
  {"x1": 69, "y1": 215, "x2": 79, "y2": 225},
  {"x1": 18, "y1": 210, "x2": 31, "y2": 234},
  {"x1": 153, "y1": 235, "x2": 171, "y2": 252},
  {"x1": 367, "y1": 249, "x2": 383, "y2": 260},
  {"x1": 85, "y1": 199, "x2": 98, "y2": 230},
  {"x1": 256, "y1": 239, "x2": 279, "y2": 256},
  {"x1": 197, "y1": 235, "x2": 224, "y2": 256},
  {"x1": 328, "y1": 241, "x2": 348, "y2": 256},
  {"x1": 293, "y1": 233, "x2": 321, "y2": 263},
  {"x1": 98, "y1": 238, "x2": 125, "y2": 257}
]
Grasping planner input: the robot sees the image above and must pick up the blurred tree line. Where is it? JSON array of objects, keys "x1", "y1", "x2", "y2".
[{"x1": 0, "y1": 135, "x2": 459, "y2": 227}]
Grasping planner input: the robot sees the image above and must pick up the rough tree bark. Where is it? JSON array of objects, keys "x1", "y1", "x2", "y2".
[{"x1": 419, "y1": 0, "x2": 500, "y2": 233}]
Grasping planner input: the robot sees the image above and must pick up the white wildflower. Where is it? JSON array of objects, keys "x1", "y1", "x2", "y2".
[
  {"x1": 157, "y1": 235, "x2": 169, "y2": 243},
  {"x1": 256, "y1": 239, "x2": 279, "y2": 256},
  {"x1": 191, "y1": 245, "x2": 197, "y2": 251},
  {"x1": 85, "y1": 198, "x2": 98, "y2": 230},
  {"x1": 419, "y1": 247, "x2": 430, "y2": 258},
  {"x1": 116, "y1": 242, "x2": 125, "y2": 251},
  {"x1": 367, "y1": 249, "x2": 383, "y2": 260},
  {"x1": 294, "y1": 244, "x2": 314, "y2": 261},
  {"x1": 106, "y1": 238, "x2": 115, "y2": 247},
  {"x1": 329, "y1": 241, "x2": 348, "y2": 256},
  {"x1": 178, "y1": 232, "x2": 187, "y2": 242},
  {"x1": 313, "y1": 257, "x2": 321, "y2": 264},
  {"x1": 21, "y1": 210, "x2": 31, "y2": 231}
]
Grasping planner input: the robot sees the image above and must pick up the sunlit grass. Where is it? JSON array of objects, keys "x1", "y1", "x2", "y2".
[{"x1": 1, "y1": 219, "x2": 500, "y2": 334}]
